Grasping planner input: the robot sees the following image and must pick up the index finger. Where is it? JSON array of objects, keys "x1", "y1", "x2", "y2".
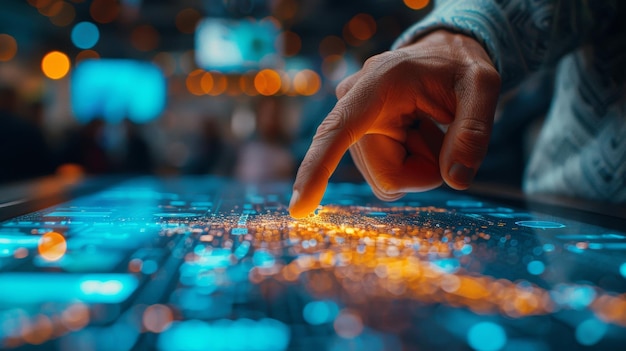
[{"x1": 289, "y1": 75, "x2": 384, "y2": 218}]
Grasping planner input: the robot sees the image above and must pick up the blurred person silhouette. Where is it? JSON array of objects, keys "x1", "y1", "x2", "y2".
[
  {"x1": 289, "y1": 0, "x2": 626, "y2": 218},
  {"x1": 120, "y1": 118, "x2": 154, "y2": 174},
  {"x1": 59, "y1": 118, "x2": 113, "y2": 175},
  {"x1": 235, "y1": 96, "x2": 295, "y2": 182},
  {"x1": 0, "y1": 86, "x2": 50, "y2": 183}
]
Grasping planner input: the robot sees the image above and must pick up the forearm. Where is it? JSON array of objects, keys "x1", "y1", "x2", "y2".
[{"x1": 393, "y1": 0, "x2": 618, "y2": 92}]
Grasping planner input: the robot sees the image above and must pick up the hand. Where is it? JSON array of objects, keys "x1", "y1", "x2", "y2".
[{"x1": 289, "y1": 30, "x2": 501, "y2": 218}]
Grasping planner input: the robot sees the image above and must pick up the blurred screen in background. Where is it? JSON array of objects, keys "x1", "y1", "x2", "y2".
[
  {"x1": 195, "y1": 18, "x2": 283, "y2": 73},
  {"x1": 70, "y1": 59, "x2": 166, "y2": 124}
]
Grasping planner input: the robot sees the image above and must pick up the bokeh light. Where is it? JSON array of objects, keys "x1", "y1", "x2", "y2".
[
  {"x1": 37, "y1": 232, "x2": 67, "y2": 261},
  {"x1": 143, "y1": 304, "x2": 174, "y2": 333},
  {"x1": 71, "y1": 21, "x2": 100, "y2": 49},
  {"x1": 404, "y1": 0, "x2": 430, "y2": 10},
  {"x1": 41, "y1": 51, "x2": 71, "y2": 79},
  {"x1": 153, "y1": 52, "x2": 176, "y2": 77},
  {"x1": 131, "y1": 25, "x2": 160, "y2": 52},
  {"x1": 38, "y1": 0, "x2": 64, "y2": 17},
  {"x1": 279, "y1": 31, "x2": 301, "y2": 57},
  {"x1": 49, "y1": 1, "x2": 76, "y2": 27},
  {"x1": 0, "y1": 34, "x2": 18, "y2": 62},
  {"x1": 254, "y1": 69, "x2": 282, "y2": 96},
  {"x1": 347, "y1": 13, "x2": 377, "y2": 41},
  {"x1": 75, "y1": 49, "x2": 100, "y2": 63},
  {"x1": 186, "y1": 69, "x2": 204, "y2": 96},
  {"x1": 175, "y1": 8, "x2": 201, "y2": 34},
  {"x1": 467, "y1": 322, "x2": 507, "y2": 351},
  {"x1": 293, "y1": 69, "x2": 321, "y2": 96},
  {"x1": 319, "y1": 35, "x2": 346, "y2": 58},
  {"x1": 90, "y1": 0, "x2": 120, "y2": 24}
]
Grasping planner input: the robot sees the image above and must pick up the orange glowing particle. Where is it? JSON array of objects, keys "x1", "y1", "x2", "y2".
[
  {"x1": 254, "y1": 69, "x2": 282, "y2": 96},
  {"x1": 128, "y1": 258, "x2": 143, "y2": 273},
  {"x1": 0, "y1": 34, "x2": 18, "y2": 62},
  {"x1": 38, "y1": 0, "x2": 63, "y2": 17},
  {"x1": 61, "y1": 303, "x2": 90, "y2": 331},
  {"x1": 131, "y1": 25, "x2": 160, "y2": 52},
  {"x1": 175, "y1": 8, "x2": 201, "y2": 34},
  {"x1": 293, "y1": 69, "x2": 321, "y2": 96},
  {"x1": 403, "y1": 0, "x2": 430, "y2": 10},
  {"x1": 38, "y1": 232, "x2": 67, "y2": 261},
  {"x1": 200, "y1": 72, "x2": 214, "y2": 94},
  {"x1": 49, "y1": 2, "x2": 76, "y2": 27},
  {"x1": 185, "y1": 69, "x2": 205, "y2": 96},
  {"x1": 207, "y1": 72, "x2": 227, "y2": 96},
  {"x1": 280, "y1": 31, "x2": 301, "y2": 57},
  {"x1": 22, "y1": 315, "x2": 53, "y2": 345},
  {"x1": 41, "y1": 51, "x2": 70, "y2": 80},
  {"x1": 142, "y1": 304, "x2": 173, "y2": 333},
  {"x1": 76, "y1": 49, "x2": 100, "y2": 63},
  {"x1": 90, "y1": 0, "x2": 120, "y2": 24},
  {"x1": 347, "y1": 14, "x2": 377, "y2": 41}
]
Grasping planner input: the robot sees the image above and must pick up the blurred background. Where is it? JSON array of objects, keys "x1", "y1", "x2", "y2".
[{"x1": 0, "y1": 0, "x2": 551, "y2": 188}]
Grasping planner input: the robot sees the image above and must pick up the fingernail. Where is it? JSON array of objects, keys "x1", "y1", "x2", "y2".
[
  {"x1": 289, "y1": 190, "x2": 300, "y2": 211},
  {"x1": 449, "y1": 163, "x2": 475, "y2": 187}
]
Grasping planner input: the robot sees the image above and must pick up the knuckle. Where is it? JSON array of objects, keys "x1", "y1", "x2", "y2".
[
  {"x1": 454, "y1": 119, "x2": 491, "y2": 158},
  {"x1": 467, "y1": 62, "x2": 501, "y2": 89}
]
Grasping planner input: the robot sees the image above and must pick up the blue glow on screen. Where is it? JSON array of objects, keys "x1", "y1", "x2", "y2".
[
  {"x1": 467, "y1": 322, "x2": 507, "y2": 351},
  {"x1": 71, "y1": 22, "x2": 100, "y2": 49},
  {"x1": 303, "y1": 300, "x2": 340, "y2": 325},
  {"x1": 575, "y1": 319, "x2": 607, "y2": 346},
  {"x1": 157, "y1": 318, "x2": 290, "y2": 351},
  {"x1": 71, "y1": 59, "x2": 166, "y2": 123},
  {"x1": 195, "y1": 18, "x2": 282, "y2": 73}
]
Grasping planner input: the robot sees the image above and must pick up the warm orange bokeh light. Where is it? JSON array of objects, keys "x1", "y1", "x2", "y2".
[
  {"x1": 90, "y1": 0, "x2": 120, "y2": 24},
  {"x1": 280, "y1": 31, "x2": 301, "y2": 57},
  {"x1": 239, "y1": 72, "x2": 259, "y2": 96},
  {"x1": 38, "y1": 0, "x2": 63, "y2": 17},
  {"x1": 347, "y1": 13, "x2": 377, "y2": 41},
  {"x1": 200, "y1": 72, "x2": 214, "y2": 94},
  {"x1": 175, "y1": 8, "x2": 201, "y2": 34},
  {"x1": 41, "y1": 51, "x2": 70, "y2": 80},
  {"x1": 319, "y1": 35, "x2": 346, "y2": 58},
  {"x1": 293, "y1": 69, "x2": 321, "y2": 96},
  {"x1": 208, "y1": 72, "x2": 228, "y2": 96},
  {"x1": 0, "y1": 34, "x2": 18, "y2": 62},
  {"x1": 254, "y1": 69, "x2": 282, "y2": 96},
  {"x1": 131, "y1": 25, "x2": 160, "y2": 52},
  {"x1": 404, "y1": 0, "x2": 430, "y2": 10},
  {"x1": 76, "y1": 49, "x2": 100, "y2": 63},
  {"x1": 142, "y1": 304, "x2": 174, "y2": 333},
  {"x1": 186, "y1": 69, "x2": 205, "y2": 96},
  {"x1": 38, "y1": 232, "x2": 67, "y2": 261},
  {"x1": 49, "y1": 1, "x2": 76, "y2": 27}
]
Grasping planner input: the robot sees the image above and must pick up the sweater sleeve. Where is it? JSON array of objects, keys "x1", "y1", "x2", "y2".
[{"x1": 392, "y1": 0, "x2": 618, "y2": 92}]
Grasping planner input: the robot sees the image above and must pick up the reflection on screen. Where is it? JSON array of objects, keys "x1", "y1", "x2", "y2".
[
  {"x1": 70, "y1": 59, "x2": 166, "y2": 123},
  {"x1": 195, "y1": 18, "x2": 282, "y2": 73}
]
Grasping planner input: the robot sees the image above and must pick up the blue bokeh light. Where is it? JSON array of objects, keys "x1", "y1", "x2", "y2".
[
  {"x1": 71, "y1": 22, "x2": 100, "y2": 49},
  {"x1": 467, "y1": 322, "x2": 507, "y2": 351},
  {"x1": 575, "y1": 319, "x2": 607, "y2": 346},
  {"x1": 619, "y1": 262, "x2": 626, "y2": 278},
  {"x1": 303, "y1": 300, "x2": 340, "y2": 325},
  {"x1": 527, "y1": 260, "x2": 545, "y2": 275}
]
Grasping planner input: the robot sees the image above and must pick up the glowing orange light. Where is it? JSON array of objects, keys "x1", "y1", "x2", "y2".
[
  {"x1": 0, "y1": 34, "x2": 18, "y2": 62},
  {"x1": 76, "y1": 49, "x2": 100, "y2": 63},
  {"x1": 175, "y1": 8, "x2": 201, "y2": 34},
  {"x1": 185, "y1": 69, "x2": 205, "y2": 96},
  {"x1": 28, "y1": 0, "x2": 53, "y2": 8},
  {"x1": 41, "y1": 51, "x2": 71, "y2": 80},
  {"x1": 404, "y1": 0, "x2": 430, "y2": 10},
  {"x1": 319, "y1": 35, "x2": 346, "y2": 58},
  {"x1": 254, "y1": 69, "x2": 282, "y2": 96},
  {"x1": 279, "y1": 31, "x2": 301, "y2": 57},
  {"x1": 200, "y1": 72, "x2": 214, "y2": 94},
  {"x1": 293, "y1": 69, "x2": 321, "y2": 96},
  {"x1": 61, "y1": 303, "x2": 90, "y2": 331},
  {"x1": 49, "y1": 2, "x2": 76, "y2": 27},
  {"x1": 38, "y1": 232, "x2": 67, "y2": 261},
  {"x1": 347, "y1": 13, "x2": 377, "y2": 41},
  {"x1": 131, "y1": 25, "x2": 160, "y2": 52},
  {"x1": 239, "y1": 72, "x2": 259, "y2": 96},
  {"x1": 22, "y1": 315, "x2": 53, "y2": 345},
  {"x1": 38, "y1": 0, "x2": 63, "y2": 17},
  {"x1": 90, "y1": 0, "x2": 120, "y2": 24},
  {"x1": 273, "y1": 0, "x2": 298, "y2": 20},
  {"x1": 142, "y1": 304, "x2": 173, "y2": 333},
  {"x1": 207, "y1": 72, "x2": 227, "y2": 96}
]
